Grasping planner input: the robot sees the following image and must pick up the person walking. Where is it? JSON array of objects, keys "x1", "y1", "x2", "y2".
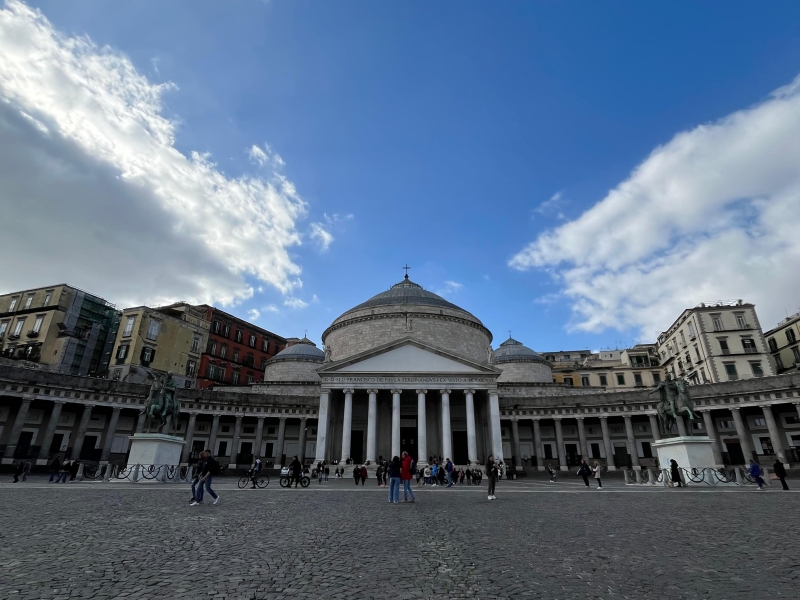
[
  {"x1": 749, "y1": 459, "x2": 765, "y2": 490},
  {"x1": 577, "y1": 460, "x2": 591, "y2": 488},
  {"x1": 486, "y1": 455, "x2": 498, "y2": 500},
  {"x1": 250, "y1": 456, "x2": 263, "y2": 488},
  {"x1": 465, "y1": 468, "x2": 472, "y2": 486},
  {"x1": 190, "y1": 450, "x2": 220, "y2": 506},
  {"x1": 388, "y1": 455, "x2": 401, "y2": 504},
  {"x1": 22, "y1": 461, "x2": 31, "y2": 482},
  {"x1": 289, "y1": 456, "x2": 302, "y2": 488},
  {"x1": 670, "y1": 459, "x2": 683, "y2": 488},
  {"x1": 48, "y1": 456, "x2": 61, "y2": 483},
  {"x1": 190, "y1": 451, "x2": 208, "y2": 504},
  {"x1": 401, "y1": 451, "x2": 416, "y2": 503},
  {"x1": 773, "y1": 458, "x2": 789, "y2": 491},
  {"x1": 69, "y1": 459, "x2": 80, "y2": 482},
  {"x1": 547, "y1": 464, "x2": 558, "y2": 483},
  {"x1": 423, "y1": 465, "x2": 431, "y2": 486},
  {"x1": 360, "y1": 465, "x2": 368, "y2": 485},
  {"x1": 445, "y1": 458, "x2": 454, "y2": 487},
  {"x1": 353, "y1": 465, "x2": 361, "y2": 485},
  {"x1": 58, "y1": 459, "x2": 71, "y2": 483},
  {"x1": 592, "y1": 461, "x2": 603, "y2": 489},
  {"x1": 12, "y1": 462, "x2": 24, "y2": 483},
  {"x1": 324, "y1": 465, "x2": 330, "y2": 482},
  {"x1": 376, "y1": 463, "x2": 384, "y2": 486}
]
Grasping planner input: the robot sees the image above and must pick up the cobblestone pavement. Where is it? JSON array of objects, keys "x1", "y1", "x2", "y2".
[{"x1": 1, "y1": 475, "x2": 798, "y2": 599}]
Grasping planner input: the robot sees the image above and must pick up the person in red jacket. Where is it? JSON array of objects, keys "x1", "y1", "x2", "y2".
[{"x1": 401, "y1": 451, "x2": 416, "y2": 503}]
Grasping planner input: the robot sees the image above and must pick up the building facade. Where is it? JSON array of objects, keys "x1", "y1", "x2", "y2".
[
  {"x1": 765, "y1": 312, "x2": 800, "y2": 375},
  {"x1": 578, "y1": 344, "x2": 663, "y2": 390},
  {"x1": 0, "y1": 284, "x2": 119, "y2": 376}
]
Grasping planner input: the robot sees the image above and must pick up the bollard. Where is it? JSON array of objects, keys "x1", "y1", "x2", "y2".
[
  {"x1": 634, "y1": 469, "x2": 643, "y2": 484},
  {"x1": 76, "y1": 463, "x2": 85, "y2": 481},
  {"x1": 132, "y1": 464, "x2": 141, "y2": 483},
  {"x1": 648, "y1": 467, "x2": 658, "y2": 486},
  {"x1": 705, "y1": 468, "x2": 717, "y2": 486},
  {"x1": 102, "y1": 464, "x2": 112, "y2": 483},
  {"x1": 663, "y1": 469, "x2": 670, "y2": 488}
]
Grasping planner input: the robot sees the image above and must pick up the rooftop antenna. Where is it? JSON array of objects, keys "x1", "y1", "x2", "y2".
[{"x1": 402, "y1": 264, "x2": 411, "y2": 280}]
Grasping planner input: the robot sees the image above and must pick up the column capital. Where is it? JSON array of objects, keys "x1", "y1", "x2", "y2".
[
  {"x1": 111, "y1": 406, "x2": 122, "y2": 414},
  {"x1": 235, "y1": 414, "x2": 243, "y2": 422},
  {"x1": 366, "y1": 389, "x2": 379, "y2": 395},
  {"x1": 51, "y1": 400, "x2": 66, "y2": 406},
  {"x1": 599, "y1": 415, "x2": 608, "y2": 420},
  {"x1": 342, "y1": 388, "x2": 355, "y2": 395},
  {"x1": 415, "y1": 389, "x2": 428, "y2": 395},
  {"x1": 390, "y1": 389, "x2": 403, "y2": 395},
  {"x1": 464, "y1": 389, "x2": 476, "y2": 395},
  {"x1": 439, "y1": 388, "x2": 451, "y2": 395},
  {"x1": 623, "y1": 414, "x2": 632, "y2": 421},
  {"x1": 576, "y1": 416, "x2": 585, "y2": 420}
]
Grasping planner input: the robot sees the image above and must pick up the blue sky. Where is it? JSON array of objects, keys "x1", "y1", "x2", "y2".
[{"x1": 2, "y1": 1, "x2": 800, "y2": 352}]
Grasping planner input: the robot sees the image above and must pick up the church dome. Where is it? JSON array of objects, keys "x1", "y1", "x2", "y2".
[
  {"x1": 493, "y1": 337, "x2": 548, "y2": 364},
  {"x1": 263, "y1": 336, "x2": 323, "y2": 382},
  {"x1": 493, "y1": 336, "x2": 553, "y2": 383},
  {"x1": 269, "y1": 337, "x2": 324, "y2": 363},
  {"x1": 322, "y1": 275, "x2": 492, "y2": 364}
]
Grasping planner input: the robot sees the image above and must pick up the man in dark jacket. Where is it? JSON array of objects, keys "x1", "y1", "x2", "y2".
[
  {"x1": 290, "y1": 456, "x2": 302, "y2": 488},
  {"x1": 191, "y1": 450, "x2": 220, "y2": 506},
  {"x1": 190, "y1": 451, "x2": 208, "y2": 503},
  {"x1": 773, "y1": 458, "x2": 789, "y2": 491},
  {"x1": 49, "y1": 456, "x2": 61, "y2": 483}
]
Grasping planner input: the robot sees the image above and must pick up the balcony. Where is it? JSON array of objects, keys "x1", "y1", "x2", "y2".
[{"x1": 26, "y1": 330, "x2": 39, "y2": 338}]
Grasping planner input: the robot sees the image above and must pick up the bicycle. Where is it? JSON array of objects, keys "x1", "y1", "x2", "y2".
[
  {"x1": 238, "y1": 471, "x2": 270, "y2": 489},
  {"x1": 279, "y1": 474, "x2": 310, "y2": 488}
]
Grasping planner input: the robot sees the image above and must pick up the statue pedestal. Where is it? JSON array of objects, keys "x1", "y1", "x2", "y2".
[
  {"x1": 127, "y1": 433, "x2": 184, "y2": 468},
  {"x1": 653, "y1": 436, "x2": 716, "y2": 471}
]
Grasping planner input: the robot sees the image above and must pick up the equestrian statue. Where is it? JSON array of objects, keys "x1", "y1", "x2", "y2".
[
  {"x1": 142, "y1": 372, "x2": 180, "y2": 435},
  {"x1": 650, "y1": 378, "x2": 696, "y2": 436}
]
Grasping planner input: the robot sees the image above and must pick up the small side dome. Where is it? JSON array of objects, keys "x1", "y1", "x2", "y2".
[
  {"x1": 493, "y1": 337, "x2": 549, "y2": 364},
  {"x1": 269, "y1": 336, "x2": 324, "y2": 363}
]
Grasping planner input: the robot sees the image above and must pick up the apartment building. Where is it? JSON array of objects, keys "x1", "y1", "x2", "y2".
[
  {"x1": 764, "y1": 311, "x2": 800, "y2": 374},
  {"x1": 0, "y1": 284, "x2": 119, "y2": 376},
  {"x1": 579, "y1": 344, "x2": 664, "y2": 389},
  {"x1": 656, "y1": 301, "x2": 773, "y2": 384},
  {"x1": 540, "y1": 350, "x2": 592, "y2": 386}
]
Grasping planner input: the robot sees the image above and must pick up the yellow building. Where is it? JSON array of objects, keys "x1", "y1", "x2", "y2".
[
  {"x1": 578, "y1": 345, "x2": 664, "y2": 389},
  {"x1": 765, "y1": 312, "x2": 800, "y2": 374},
  {"x1": 0, "y1": 284, "x2": 119, "y2": 376},
  {"x1": 108, "y1": 302, "x2": 210, "y2": 388}
]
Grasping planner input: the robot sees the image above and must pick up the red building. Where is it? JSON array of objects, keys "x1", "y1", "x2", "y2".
[{"x1": 196, "y1": 306, "x2": 287, "y2": 389}]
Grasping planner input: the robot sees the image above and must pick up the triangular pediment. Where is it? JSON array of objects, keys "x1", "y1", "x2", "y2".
[{"x1": 317, "y1": 338, "x2": 499, "y2": 375}]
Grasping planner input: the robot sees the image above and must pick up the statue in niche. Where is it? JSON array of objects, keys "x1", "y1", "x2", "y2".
[
  {"x1": 487, "y1": 346, "x2": 494, "y2": 364},
  {"x1": 324, "y1": 344, "x2": 333, "y2": 362}
]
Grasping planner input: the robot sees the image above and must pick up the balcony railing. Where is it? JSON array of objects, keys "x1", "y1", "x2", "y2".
[{"x1": 26, "y1": 330, "x2": 40, "y2": 338}]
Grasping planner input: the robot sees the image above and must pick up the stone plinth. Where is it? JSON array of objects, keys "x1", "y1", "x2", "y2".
[
  {"x1": 127, "y1": 433, "x2": 184, "y2": 467},
  {"x1": 653, "y1": 436, "x2": 716, "y2": 471}
]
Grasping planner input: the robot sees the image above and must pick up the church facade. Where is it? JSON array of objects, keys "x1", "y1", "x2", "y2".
[{"x1": 1, "y1": 276, "x2": 800, "y2": 471}]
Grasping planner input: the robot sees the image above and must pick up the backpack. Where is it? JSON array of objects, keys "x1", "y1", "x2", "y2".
[{"x1": 410, "y1": 460, "x2": 417, "y2": 475}]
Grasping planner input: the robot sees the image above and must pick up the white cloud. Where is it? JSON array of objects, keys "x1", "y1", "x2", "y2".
[
  {"x1": 248, "y1": 308, "x2": 260, "y2": 321},
  {"x1": 534, "y1": 191, "x2": 566, "y2": 220},
  {"x1": 284, "y1": 297, "x2": 309, "y2": 309},
  {"x1": 248, "y1": 143, "x2": 284, "y2": 168},
  {"x1": 0, "y1": 1, "x2": 312, "y2": 307},
  {"x1": 262, "y1": 304, "x2": 280, "y2": 313},
  {"x1": 436, "y1": 280, "x2": 463, "y2": 296},
  {"x1": 309, "y1": 222, "x2": 334, "y2": 251},
  {"x1": 510, "y1": 74, "x2": 800, "y2": 338}
]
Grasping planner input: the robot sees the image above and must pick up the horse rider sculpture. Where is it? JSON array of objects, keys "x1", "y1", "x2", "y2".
[
  {"x1": 651, "y1": 377, "x2": 696, "y2": 437},
  {"x1": 142, "y1": 372, "x2": 180, "y2": 435}
]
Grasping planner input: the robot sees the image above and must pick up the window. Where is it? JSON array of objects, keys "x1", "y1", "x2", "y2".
[
  {"x1": 32, "y1": 315, "x2": 44, "y2": 334},
  {"x1": 0, "y1": 320, "x2": 8, "y2": 337},
  {"x1": 223, "y1": 325, "x2": 230, "y2": 338},
  {"x1": 122, "y1": 316, "x2": 135, "y2": 337},
  {"x1": 233, "y1": 348, "x2": 239, "y2": 362},
  {"x1": 249, "y1": 334, "x2": 256, "y2": 348},
  {"x1": 116, "y1": 345, "x2": 128, "y2": 360},
  {"x1": 263, "y1": 339, "x2": 269, "y2": 352},
  {"x1": 186, "y1": 359, "x2": 197, "y2": 376},
  {"x1": 695, "y1": 346, "x2": 702, "y2": 362},
  {"x1": 563, "y1": 355, "x2": 570, "y2": 360},
  {"x1": 692, "y1": 422, "x2": 705, "y2": 431},
  {"x1": 13, "y1": 318, "x2": 26, "y2": 336},
  {"x1": 112, "y1": 369, "x2": 121, "y2": 380},
  {"x1": 652, "y1": 372, "x2": 661, "y2": 384},
  {"x1": 146, "y1": 319, "x2": 160, "y2": 341},
  {"x1": 563, "y1": 377, "x2": 573, "y2": 386},
  {"x1": 260, "y1": 357, "x2": 267, "y2": 370},
  {"x1": 24, "y1": 294, "x2": 34, "y2": 309},
  {"x1": 9, "y1": 297, "x2": 19, "y2": 311},
  {"x1": 236, "y1": 330, "x2": 243, "y2": 343},
  {"x1": 141, "y1": 346, "x2": 155, "y2": 364},
  {"x1": 220, "y1": 345, "x2": 227, "y2": 359},
  {"x1": 700, "y1": 368, "x2": 708, "y2": 383},
  {"x1": 750, "y1": 362, "x2": 764, "y2": 377},
  {"x1": 210, "y1": 341, "x2": 217, "y2": 356},
  {"x1": 776, "y1": 355, "x2": 785, "y2": 371},
  {"x1": 793, "y1": 347, "x2": 800, "y2": 363},
  {"x1": 634, "y1": 373, "x2": 643, "y2": 386},
  {"x1": 43, "y1": 291, "x2": 52, "y2": 305},
  {"x1": 247, "y1": 374, "x2": 254, "y2": 384},
  {"x1": 191, "y1": 335, "x2": 200, "y2": 353},
  {"x1": 788, "y1": 329, "x2": 797, "y2": 344},
  {"x1": 753, "y1": 417, "x2": 766, "y2": 427},
  {"x1": 680, "y1": 332, "x2": 686, "y2": 347},
  {"x1": 616, "y1": 373, "x2": 625, "y2": 385},
  {"x1": 724, "y1": 363, "x2": 738, "y2": 381},
  {"x1": 768, "y1": 338, "x2": 777, "y2": 352},
  {"x1": 742, "y1": 338, "x2": 757, "y2": 354},
  {"x1": 232, "y1": 371, "x2": 240, "y2": 385},
  {"x1": 599, "y1": 374, "x2": 608, "y2": 386},
  {"x1": 581, "y1": 376, "x2": 590, "y2": 386},
  {"x1": 718, "y1": 338, "x2": 729, "y2": 355},
  {"x1": 712, "y1": 315, "x2": 723, "y2": 331},
  {"x1": 213, "y1": 321, "x2": 221, "y2": 334},
  {"x1": 684, "y1": 352, "x2": 691, "y2": 365},
  {"x1": 735, "y1": 313, "x2": 747, "y2": 329},
  {"x1": 688, "y1": 321, "x2": 696, "y2": 339},
  {"x1": 717, "y1": 420, "x2": 734, "y2": 430},
  {"x1": 641, "y1": 442, "x2": 653, "y2": 459}
]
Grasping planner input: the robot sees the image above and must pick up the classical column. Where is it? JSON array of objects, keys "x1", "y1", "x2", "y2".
[
  {"x1": 38, "y1": 401, "x2": 65, "y2": 460},
  {"x1": 230, "y1": 415, "x2": 243, "y2": 465},
  {"x1": 340, "y1": 388, "x2": 354, "y2": 463},
  {"x1": 5, "y1": 398, "x2": 32, "y2": 458},
  {"x1": 730, "y1": 408, "x2": 754, "y2": 463},
  {"x1": 623, "y1": 415, "x2": 640, "y2": 469},
  {"x1": 795, "y1": 402, "x2": 800, "y2": 422},
  {"x1": 510, "y1": 419, "x2": 521, "y2": 468},
  {"x1": 440, "y1": 389, "x2": 453, "y2": 461},
  {"x1": 100, "y1": 407, "x2": 122, "y2": 462},
  {"x1": 675, "y1": 414, "x2": 689, "y2": 437},
  {"x1": 576, "y1": 417, "x2": 588, "y2": 461},
  {"x1": 391, "y1": 389, "x2": 402, "y2": 458},
  {"x1": 488, "y1": 391, "x2": 503, "y2": 461},
  {"x1": 464, "y1": 389, "x2": 478, "y2": 466},
  {"x1": 314, "y1": 391, "x2": 330, "y2": 464},
  {"x1": 71, "y1": 405, "x2": 94, "y2": 461},
  {"x1": 416, "y1": 390, "x2": 428, "y2": 466},
  {"x1": 135, "y1": 410, "x2": 146, "y2": 434},
  {"x1": 275, "y1": 417, "x2": 286, "y2": 465},
  {"x1": 600, "y1": 416, "x2": 616, "y2": 471},
  {"x1": 700, "y1": 410, "x2": 724, "y2": 467},
  {"x1": 760, "y1": 405, "x2": 787, "y2": 464},
  {"x1": 554, "y1": 419, "x2": 567, "y2": 471},
  {"x1": 181, "y1": 412, "x2": 197, "y2": 463},
  {"x1": 533, "y1": 419, "x2": 544, "y2": 470},
  {"x1": 297, "y1": 418, "x2": 308, "y2": 464},
  {"x1": 648, "y1": 414, "x2": 661, "y2": 442},
  {"x1": 204, "y1": 415, "x2": 219, "y2": 455},
  {"x1": 254, "y1": 416, "x2": 265, "y2": 460},
  {"x1": 366, "y1": 389, "x2": 378, "y2": 464}
]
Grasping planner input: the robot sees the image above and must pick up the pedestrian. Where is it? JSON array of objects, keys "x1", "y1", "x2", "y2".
[
  {"x1": 12, "y1": 462, "x2": 24, "y2": 483},
  {"x1": 376, "y1": 463, "x2": 384, "y2": 486},
  {"x1": 191, "y1": 450, "x2": 221, "y2": 506},
  {"x1": 58, "y1": 459, "x2": 71, "y2": 483},
  {"x1": 431, "y1": 462, "x2": 439, "y2": 487},
  {"x1": 22, "y1": 461, "x2": 31, "y2": 482},
  {"x1": 388, "y1": 455, "x2": 401, "y2": 503},
  {"x1": 577, "y1": 459, "x2": 591, "y2": 488},
  {"x1": 458, "y1": 469, "x2": 465, "y2": 485},
  {"x1": 445, "y1": 458, "x2": 454, "y2": 487},
  {"x1": 324, "y1": 465, "x2": 330, "y2": 482},
  {"x1": 486, "y1": 454, "x2": 498, "y2": 500},
  {"x1": 353, "y1": 465, "x2": 360, "y2": 485},
  {"x1": 547, "y1": 464, "x2": 557, "y2": 483},
  {"x1": 401, "y1": 451, "x2": 416, "y2": 503},
  {"x1": 669, "y1": 459, "x2": 683, "y2": 488},
  {"x1": 70, "y1": 459, "x2": 80, "y2": 482},
  {"x1": 48, "y1": 456, "x2": 61, "y2": 483},
  {"x1": 465, "y1": 468, "x2": 472, "y2": 486},
  {"x1": 416, "y1": 465, "x2": 423, "y2": 485},
  {"x1": 251, "y1": 456, "x2": 263, "y2": 488},
  {"x1": 289, "y1": 456, "x2": 302, "y2": 488},
  {"x1": 190, "y1": 451, "x2": 208, "y2": 504},
  {"x1": 360, "y1": 465, "x2": 368, "y2": 485},
  {"x1": 592, "y1": 461, "x2": 603, "y2": 489},
  {"x1": 437, "y1": 466, "x2": 446, "y2": 487},
  {"x1": 773, "y1": 458, "x2": 789, "y2": 491},
  {"x1": 423, "y1": 465, "x2": 431, "y2": 485},
  {"x1": 748, "y1": 459, "x2": 765, "y2": 490},
  {"x1": 383, "y1": 460, "x2": 389, "y2": 486}
]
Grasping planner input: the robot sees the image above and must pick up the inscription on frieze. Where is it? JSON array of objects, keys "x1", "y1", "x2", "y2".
[{"x1": 324, "y1": 376, "x2": 495, "y2": 385}]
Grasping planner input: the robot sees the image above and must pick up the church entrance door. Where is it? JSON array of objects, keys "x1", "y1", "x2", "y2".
[
  {"x1": 400, "y1": 427, "x2": 417, "y2": 460},
  {"x1": 452, "y1": 431, "x2": 468, "y2": 465},
  {"x1": 350, "y1": 431, "x2": 364, "y2": 464}
]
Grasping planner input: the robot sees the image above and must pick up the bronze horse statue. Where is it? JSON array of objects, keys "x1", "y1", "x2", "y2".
[
  {"x1": 651, "y1": 378, "x2": 696, "y2": 436},
  {"x1": 143, "y1": 372, "x2": 179, "y2": 435}
]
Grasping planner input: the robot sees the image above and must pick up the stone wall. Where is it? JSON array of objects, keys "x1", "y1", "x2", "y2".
[{"x1": 495, "y1": 361, "x2": 553, "y2": 383}]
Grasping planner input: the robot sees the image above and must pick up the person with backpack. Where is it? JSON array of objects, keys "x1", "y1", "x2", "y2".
[
  {"x1": 401, "y1": 451, "x2": 416, "y2": 503},
  {"x1": 577, "y1": 460, "x2": 591, "y2": 488},
  {"x1": 486, "y1": 455, "x2": 498, "y2": 500},
  {"x1": 191, "y1": 450, "x2": 220, "y2": 506}
]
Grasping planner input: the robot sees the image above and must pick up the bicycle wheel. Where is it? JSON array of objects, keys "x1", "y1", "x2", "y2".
[
  {"x1": 257, "y1": 474, "x2": 269, "y2": 488},
  {"x1": 279, "y1": 476, "x2": 290, "y2": 488},
  {"x1": 238, "y1": 475, "x2": 249, "y2": 489},
  {"x1": 300, "y1": 476, "x2": 310, "y2": 488}
]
